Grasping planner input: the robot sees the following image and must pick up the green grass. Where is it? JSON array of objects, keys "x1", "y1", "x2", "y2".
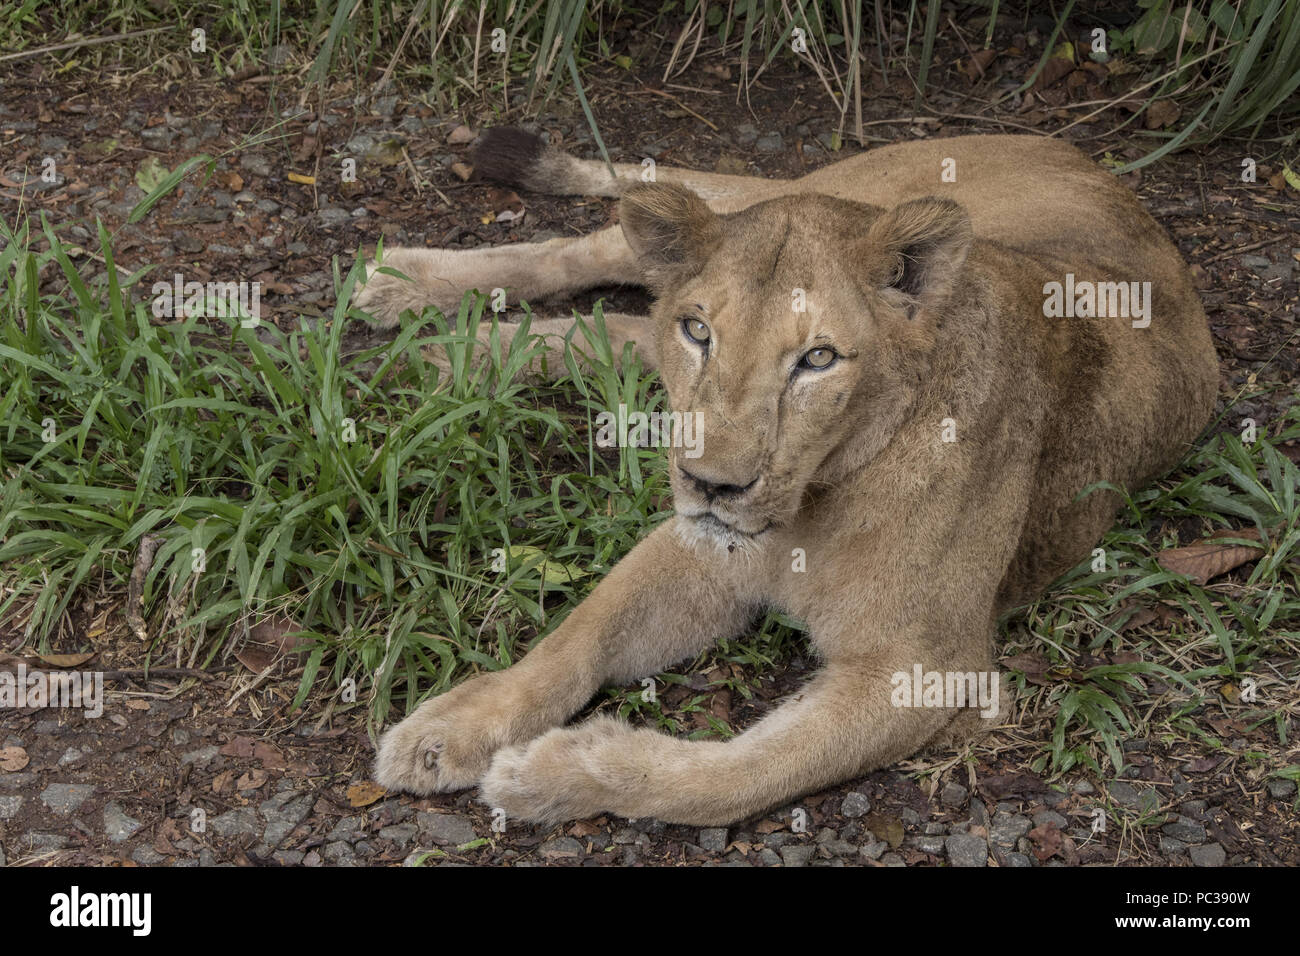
[{"x1": 0, "y1": 214, "x2": 676, "y2": 733}]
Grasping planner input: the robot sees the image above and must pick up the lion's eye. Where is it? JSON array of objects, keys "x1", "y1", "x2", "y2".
[
  {"x1": 682, "y1": 317, "x2": 711, "y2": 344},
  {"x1": 800, "y1": 347, "x2": 838, "y2": 370}
]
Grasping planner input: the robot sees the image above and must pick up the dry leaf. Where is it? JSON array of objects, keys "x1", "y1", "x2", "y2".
[
  {"x1": 447, "y1": 124, "x2": 476, "y2": 145},
  {"x1": 1156, "y1": 527, "x2": 1265, "y2": 584},
  {"x1": 0, "y1": 746, "x2": 30, "y2": 771},
  {"x1": 125, "y1": 700, "x2": 151, "y2": 711},
  {"x1": 1145, "y1": 99, "x2": 1181, "y2": 129},
  {"x1": 236, "y1": 769, "x2": 269, "y2": 791},
  {"x1": 347, "y1": 781, "x2": 387, "y2": 807},
  {"x1": 36, "y1": 652, "x2": 95, "y2": 668}
]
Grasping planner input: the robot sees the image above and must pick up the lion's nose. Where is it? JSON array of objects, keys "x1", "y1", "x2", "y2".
[{"x1": 679, "y1": 465, "x2": 759, "y2": 501}]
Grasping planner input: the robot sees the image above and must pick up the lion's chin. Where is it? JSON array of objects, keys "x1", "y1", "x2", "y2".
[{"x1": 675, "y1": 512, "x2": 771, "y2": 555}]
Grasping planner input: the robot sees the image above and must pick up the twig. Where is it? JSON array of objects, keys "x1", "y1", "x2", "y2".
[
  {"x1": 125, "y1": 534, "x2": 162, "y2": 641},
  {"x1": 630, "y1": 84, "x2": 719, "y2": 131},
  {"x1": 0, "y1": 26, "x2": 173, "y2": 63},
  {"x1": 1203, "y1": 235, "x2": 1292, "y2": 264}
]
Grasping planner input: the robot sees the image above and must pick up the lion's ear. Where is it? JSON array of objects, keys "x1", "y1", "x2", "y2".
[
  {"x1": 619, "y1": 183, "x2": 722, "y2": 293},
  {"x1": 863, "y1": 197, "x2": 972, "y2": 318}
]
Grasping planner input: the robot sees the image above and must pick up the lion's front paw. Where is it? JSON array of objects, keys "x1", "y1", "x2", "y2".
[
  {"x1": 373, "y1": 674, "x2": 515, "y2": 795},
  {"x1": 478, "y1": 717, "x2": 642, "y2": 824}
]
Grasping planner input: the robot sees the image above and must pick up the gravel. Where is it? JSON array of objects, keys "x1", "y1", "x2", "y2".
[
  {"x1": 699, "y1": 827, "x2": 728, "y2": 853},
  {"x1": 417, "y1": 811, "x2": 477, "y2": 846},
  {"x1": 39, "y1": 783, "x2": 95, "y2": 815},
  {"x1": 840, "y1": 791, "x2": 872, "y2": 817},
  {"x1": 1188, "y1": 842, "x2": 1227, "y2": 867},
  {"x1": 779, "y1": 844, "x2": 815, "y2": 867},
  {"x1": 103, "y1": 802, "x2": 142, "y2": 843},
  {"x1": 1161, "y1": 816, "x2": 1207, "y2": 844},
  {"x1": 945, "y1": 833, "x2": 989, "y2": 867},
  {"x1": 941, "y1": 782, "x2": 969, "y2": 808}
]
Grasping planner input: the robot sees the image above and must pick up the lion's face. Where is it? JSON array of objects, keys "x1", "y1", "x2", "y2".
[{"x1": 620, "y1": 186, "x2": 972, "y2": 547}]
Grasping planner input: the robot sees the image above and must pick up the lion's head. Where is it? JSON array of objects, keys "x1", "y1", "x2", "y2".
[{"x1": 618, "y1": 183, "x2": 974, "y2": 549}]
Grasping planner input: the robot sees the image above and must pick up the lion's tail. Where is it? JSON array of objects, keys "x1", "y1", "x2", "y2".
[
  {"x1": 471, "y1": 127, "x2": 757, "y2": 202},
  {"x1": 472, "y1": 127, "x2": 629, "y2": 197}
]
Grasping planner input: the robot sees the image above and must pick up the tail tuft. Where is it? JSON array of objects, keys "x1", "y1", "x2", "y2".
[
  {"x1": 472, "y1": 127, "x2": 549, "y2": 189},
  {"x1": 471, "y1": 126, "x2": 620, "y2": 197}
]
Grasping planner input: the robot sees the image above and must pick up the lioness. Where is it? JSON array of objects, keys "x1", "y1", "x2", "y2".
[{"x1": 357, "y1": 128, "x2": 1219, "y2": 826}]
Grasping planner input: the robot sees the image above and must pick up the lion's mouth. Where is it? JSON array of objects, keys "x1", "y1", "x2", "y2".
[{"x1": 689, "y1": 511, "x2": 772, "y2": 539}]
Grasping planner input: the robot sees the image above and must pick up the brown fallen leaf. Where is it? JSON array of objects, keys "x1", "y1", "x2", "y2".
[
  {"x1": 253, "y1": 741, "x2": 287, "y2": 771},
  {"x1": 962, "y1": 48, "x2": 998, "y2": 82},
  {"x1": 1145, "y1": 98, "x2": 1182, "y2": 129},
  {"x1": 754, "y1": 817, "x2": 785, "y2": 834},
  {"x1": 36, "y1": 652, "x2": 95, "y2": 668},
  {"x1": 863, "y1": 812, "x2": 904, "y2": 848},
  {"x1": 1156, "y1": 526, "x2": 1265, "y2": 585},
  {"x1": 1028, "y1": 822, "x2": 1064, "y2": 861},
  {"x1": 0, "y1": 746, "x2": 30, "y2": 771},
  {"x1": 979, "y1": 773, "x2": 1045, "y2": 800},
  {"x1": 220, "y1": 736, "x2": 256, "y2": 758},
  {"x1": 125, "y1": 700, "x2": 151, "y2": 711},
  {"x1": 236, "y1": 769, "x2": 269, "y2": 791},
  {"x1": 1002, "y1": 651, "x2": 1052, "y2": 685},
  {"x1": 447, "y1": 124, "x2": 476, "y2": 145},
  {"x1": 347, "y1": 781, "x2": 387, "y2": 807},
  {"x1": 153, "y1": 817, "x2": 182, "y2": 856}
]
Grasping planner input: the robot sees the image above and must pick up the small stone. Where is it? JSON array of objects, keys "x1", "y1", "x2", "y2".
[
  {"x1": 58, "y1": 748, "x2": 83, "y2": 766},
  {"x1": 755, "y1": 132, "x2": 784, "y2": 152},
  {"x1": 1188, "y1": 842, "x2": 1226, "y2": 867},
  {"x1": 1072, "y1": 780, "x2": 1096, "y2": 795},
  {"x1": 941, "y1": 782, "x2": 969, "y2": 808},
  {"x1": 758, "y1": 848, "x2": 781, "y2": 866},
  {"x1": 611, "y1": 827, "x2": 641, "y2": 845},
  {"x1": 326, "y1": 815, "x2": 365, "y2": 843},
  {"x1": 103, "y1": 802, "x2": 142, "y2": 843},
  {"x1": 1161, "y1": 816, "x2": 1207, "y2": 844},
  {"x1": 968, "y1": 801, "x2": 990, "y2": 828},
  {"x1": 880, "y1": 852, "x2": 907, "y2": 867},
  {"x1": 539, "y1": 837, "x2": 584, "y2": 860},
  {"x1": 990, "y1": 814, "x2": 1032, "y2": 847},
  {"x1": 1267, "y1": 778, "x2": 1296, "y2": 799},
  {"x1": 914, "y1": 835, "x2": 946, "y2": 854},
  {"x1": 1159, "y1": 836, "x2": 1187, "y2": 855},
  {"x1": 945, "y1": 833, "x2": 988, "y2": 867},
  {"x1": 699, "y1": 827, "x2": 728, "y2": 853},
  {"x1": 210, "y1": 807, "x2": 260, "y2": 839},
  {"x1": 324, "y1": 841, "x2": 356, "y2": 864},
  {"x1": 0, "y1": 796, "x2": 22, "y2": 820},
  {"x1": 840, "y1": 791, "x2": 872, "y2": 818},
  {"x1": 900, "y1": 807, "x2": 922, "y2": 826},
  {"x1": 181, "y1": 745, "x2": 219, "y2": 766},
  {"x1": 1032, "y1": 809, "x2": 1067, "y2": 830},
  {"x1": 924, "y1": 822, "x2": 948, "y2": 835},
  {"x1": 1003, "y1": 852, "x2": 1033, "y2": 867},
  {"x1": 40, "y1": 783, "x2": 95, "y2": 815},
  {"x1": 779, "y1": 845, "x2": 815, "y2": 867},
  {"x1": 417, "y1": 812, "x2": 476, "y2": 846},
  {"x1": 379, "y1": 823, "x2": 418, "y2": 845},
  {"x1": 132, "y1": 846, "x2": 165, "y2": 865},
  {"x1": 1107, "y1": 781, "x2": 1141, "y2": 808},
  {"x1": 859, "y1": 840, "x2": 887, "y2": 861}
]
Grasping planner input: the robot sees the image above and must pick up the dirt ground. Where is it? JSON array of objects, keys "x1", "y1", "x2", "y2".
[{"x1": 2, "y1": 29, "x2": 1298, "y2": 867}]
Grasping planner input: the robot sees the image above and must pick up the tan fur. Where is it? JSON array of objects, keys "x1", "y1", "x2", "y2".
[{"x1": 363, "y1": 132, "x2": 1218, "y2": 826}]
